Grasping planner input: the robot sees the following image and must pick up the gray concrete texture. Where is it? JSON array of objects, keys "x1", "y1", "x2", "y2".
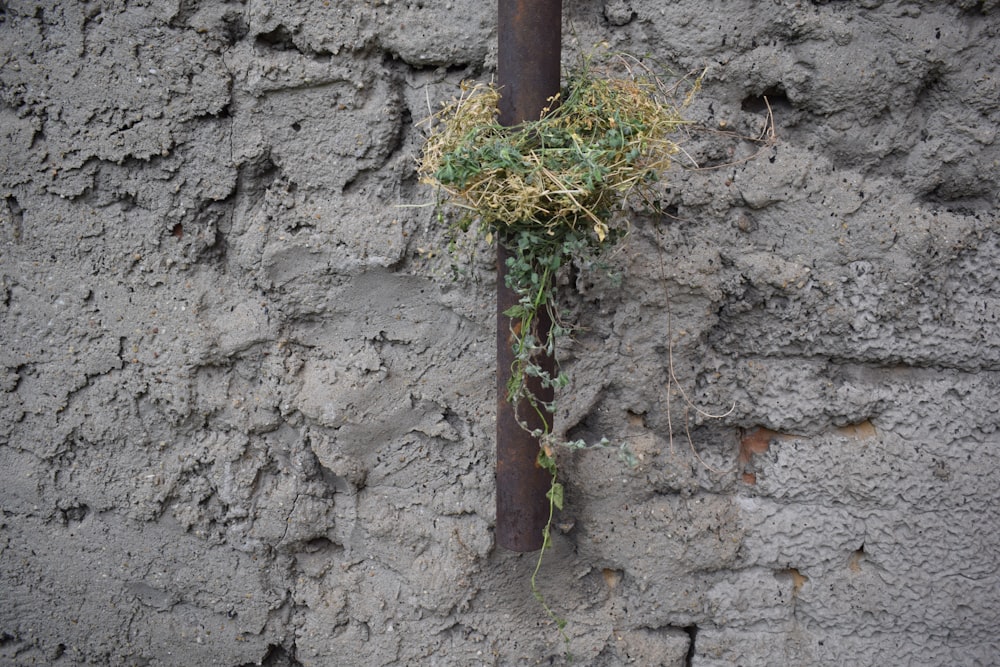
[{"x1": 1, "y1": 0, "x2": 998, "y2": 665}]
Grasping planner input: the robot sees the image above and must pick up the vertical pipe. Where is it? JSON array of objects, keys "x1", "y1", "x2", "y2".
[
  {"x1": 495, "y1": 0, "x2": 562, "y2": 553},
  {"x1": 496, "y1": 0, "x2": 562, "y2": 128}
]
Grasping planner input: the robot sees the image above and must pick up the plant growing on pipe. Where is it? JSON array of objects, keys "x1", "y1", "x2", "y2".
[{"x1": 419, "y1": 53, "x2": 697, "y2": 639}]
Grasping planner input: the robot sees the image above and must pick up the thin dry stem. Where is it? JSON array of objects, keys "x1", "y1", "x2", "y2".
[{"x1": 655, "y1": 225, "x2": 737, "y2": 472}]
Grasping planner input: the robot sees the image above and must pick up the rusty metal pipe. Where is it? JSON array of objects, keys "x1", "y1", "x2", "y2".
[
  {"x1": 495, "y1": 0, "x2": 562, "y2": 553},
  {"x1": 496, "y1": 0, "x2": 562, "y2": 128}
]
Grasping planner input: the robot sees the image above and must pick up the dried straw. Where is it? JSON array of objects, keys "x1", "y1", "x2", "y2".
[{"x1": 419, "y1": 61, "x2": 690, "y2": 243}]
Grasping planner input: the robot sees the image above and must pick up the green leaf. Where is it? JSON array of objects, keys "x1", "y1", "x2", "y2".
[
  {"x1": 618, "y1": 444, "x2": 639, "y2": 468},
  {"x1": 503, "y1": 305, "x2": 527, "y2": 319},
  {"x1": 547, "y1": 482, "x2": 564, "y2": 510}
]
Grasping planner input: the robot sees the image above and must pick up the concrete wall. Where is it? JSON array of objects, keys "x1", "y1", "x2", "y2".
[{"x1": 2, "y1": 1, "x2": 998, "y2": 665}]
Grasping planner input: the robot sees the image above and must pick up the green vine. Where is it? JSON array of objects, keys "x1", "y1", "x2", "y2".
[{"x1": 419, "y1": 53, "x2": 694, "y2": 647}]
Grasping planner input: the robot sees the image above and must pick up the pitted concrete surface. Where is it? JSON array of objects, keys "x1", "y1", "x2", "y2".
[{"x1": 2, "y1": 1, "x2": 998, "y2": 665}]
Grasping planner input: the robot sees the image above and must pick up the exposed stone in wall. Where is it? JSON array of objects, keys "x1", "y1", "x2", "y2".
[{"x1": 1, "y1": 1, "x2": 998, "y2": 665}]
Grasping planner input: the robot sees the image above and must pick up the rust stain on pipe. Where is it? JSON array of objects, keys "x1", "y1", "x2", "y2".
[{"x1": 495, "y1": 0, "x2": 562, "y2": 553}]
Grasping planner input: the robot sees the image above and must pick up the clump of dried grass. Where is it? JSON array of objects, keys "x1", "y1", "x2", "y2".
[{"x1": 419, "y1": 58, "x2": 693, "y2": 243}]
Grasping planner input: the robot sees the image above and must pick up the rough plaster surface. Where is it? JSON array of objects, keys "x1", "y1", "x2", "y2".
[{"x1": 1, "y1": 1, "x2": 998, "y2": 665}]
